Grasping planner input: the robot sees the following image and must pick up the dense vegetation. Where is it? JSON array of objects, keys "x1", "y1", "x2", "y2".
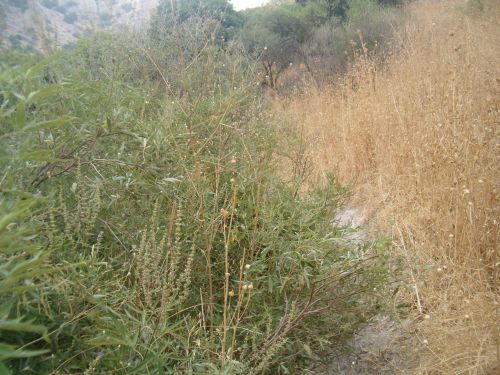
[
  {"x1": 0, "y1": 0, "x2": 414, "y2": 373},
  {"x1": 273, "y1": 0, "x2": 499, "y2": 373},
  {"x1": 239, "y1": 0, "x2": 404, "y2": 88}
]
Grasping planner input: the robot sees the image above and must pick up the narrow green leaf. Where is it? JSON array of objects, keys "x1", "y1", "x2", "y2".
[
  {"x1": 24, "y1": 60, "x2": 46, "y2": 79},
  {"x1": 0, "y1": 320, "x2": 48, "y2": 336},
  {"x1": 12, "y1": 93, "x2": 26, "y2": 102},
  {"x1": 6, "y1": 252, "x2": 45, "y2": 277},
  {"x1": 26, "y1": 85, "x2": 59, "y2": 103},
  {"x1": 22, "y1": 116, "x2": 71, "y2": 132},
  {"x1": 0, "y1": 266, "x2": 66, "y2": 295},
  {"x1": 18, "y1": 149, "x2": 64, "y2": 162},
  {"x1": 0, "y1": 361, "x2": 12, "y2": 375},
  {"x1": 0, "y1": 343, "x2": 48, "y2": 360},
  {"x1": 0, "y1": 299, "x2": 16, "y2": 320},
  {"x1": 0, "y1": 198, "x2": 38, "y2": 232},
  {"x1": 14, "y1": 102, "x2": 25, "y2": 128}
]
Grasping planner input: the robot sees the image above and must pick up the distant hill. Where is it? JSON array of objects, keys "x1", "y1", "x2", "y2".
[{"x1": 0, "y1": 0, "x2": 159, "y2": 52}]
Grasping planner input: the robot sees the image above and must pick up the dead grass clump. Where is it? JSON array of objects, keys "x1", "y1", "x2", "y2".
[{"x1": 272, "y1": 0, "x2": 499, "y2": 373}]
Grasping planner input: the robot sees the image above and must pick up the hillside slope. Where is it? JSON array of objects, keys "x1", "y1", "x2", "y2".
[{"x1": 0, "y1": 0, "x2": 158, "y2": 51}]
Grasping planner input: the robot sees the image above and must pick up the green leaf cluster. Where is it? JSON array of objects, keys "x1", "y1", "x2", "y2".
[{"x1": 0, "y1": 8, "x2": 392, "y2": 373}]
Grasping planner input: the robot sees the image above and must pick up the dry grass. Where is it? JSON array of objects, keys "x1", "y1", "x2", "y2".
[{"x1": 271, "y1": 0, "x2": 499, "y2": 373}]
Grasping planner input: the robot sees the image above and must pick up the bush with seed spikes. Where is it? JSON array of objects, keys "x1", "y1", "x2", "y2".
[{"x1": 0, "y1": 26, "x2": 389, "y2": 374}]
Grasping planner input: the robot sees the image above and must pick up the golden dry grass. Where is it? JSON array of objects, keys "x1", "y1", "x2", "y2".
[{"x1": 271, "y1": 0, "x2": 499, "y2": 373}]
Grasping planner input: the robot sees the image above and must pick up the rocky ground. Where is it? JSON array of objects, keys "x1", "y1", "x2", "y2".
[{"x1": 0, "y1": 0, "x2": 158, "y2": 51}]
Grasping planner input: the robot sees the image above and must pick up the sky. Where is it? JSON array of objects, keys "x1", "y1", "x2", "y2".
[{"x1": 231, "y1": 0, "x2": 269, "y2": 11}]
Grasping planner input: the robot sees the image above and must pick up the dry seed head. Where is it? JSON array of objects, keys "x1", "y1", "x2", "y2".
[
  {"x1": 221, "y1": 208, "x2": 229, "y2": 218},
  {"x1": 177, "y1": 244, "x2": 196, "y2": 305},
  {"x1": 228, "y1": 290, "x2": 235, "y2": 297}
]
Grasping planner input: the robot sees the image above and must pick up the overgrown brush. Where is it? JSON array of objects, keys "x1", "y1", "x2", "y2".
[
  {"x1": 273, "y1": 0, "x2": 499, "y2": 373},
  {"x1": 0, "y1": 20, "x2": 389, "y2": 374}
]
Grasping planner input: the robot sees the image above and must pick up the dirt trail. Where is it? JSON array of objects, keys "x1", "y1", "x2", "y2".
[
  {"x1": 312, "y1": 315, "x2": 416, "y2": 374},
  {"x1": 309, "y1": 207, "x2": 418, "y2": 374},
  {"x1": 335, "y1": 207, "x2": 368, "y2": 242}
]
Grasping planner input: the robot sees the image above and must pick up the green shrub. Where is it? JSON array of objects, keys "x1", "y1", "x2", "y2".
[
  {"x1": 238, "y1": 0, "x2": 405, "y2": 90},
  {"x1": 0, "y1": 24, "x2": 389, "y2": 374},
  {"x1": 0, "y1": 58, "x2": 68, "y2": 374}
]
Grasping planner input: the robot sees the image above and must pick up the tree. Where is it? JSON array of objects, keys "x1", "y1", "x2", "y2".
[
  {"x1": 241, "y1": 2, "x2": 327, "y2": 88},
  {"x1": 296, "y1": 0, "x2": 405, "y2": 21},
  {"x1": 295, "y1": 0, "x2": 349, "y2": 20},
  {"x1": 150, "y1": 0, "x2": 243, "y2": 42}
]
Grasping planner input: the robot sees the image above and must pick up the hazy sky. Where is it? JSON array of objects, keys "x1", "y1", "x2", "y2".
[{"x1": 231, "y1": 0, "x2": 269, "y2": 11}]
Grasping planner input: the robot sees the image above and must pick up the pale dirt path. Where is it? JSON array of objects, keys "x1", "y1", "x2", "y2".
[{"x1": 308, "y1": 206, "x2": 418, "y2": 374}]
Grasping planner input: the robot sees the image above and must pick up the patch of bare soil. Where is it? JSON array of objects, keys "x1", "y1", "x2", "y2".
[
  {"x1": 312, "y1": 315, "x2": 419, "y2": 374},
  {"x1": 308, "y1": 207, "x2": 420, "y2": 374}
]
